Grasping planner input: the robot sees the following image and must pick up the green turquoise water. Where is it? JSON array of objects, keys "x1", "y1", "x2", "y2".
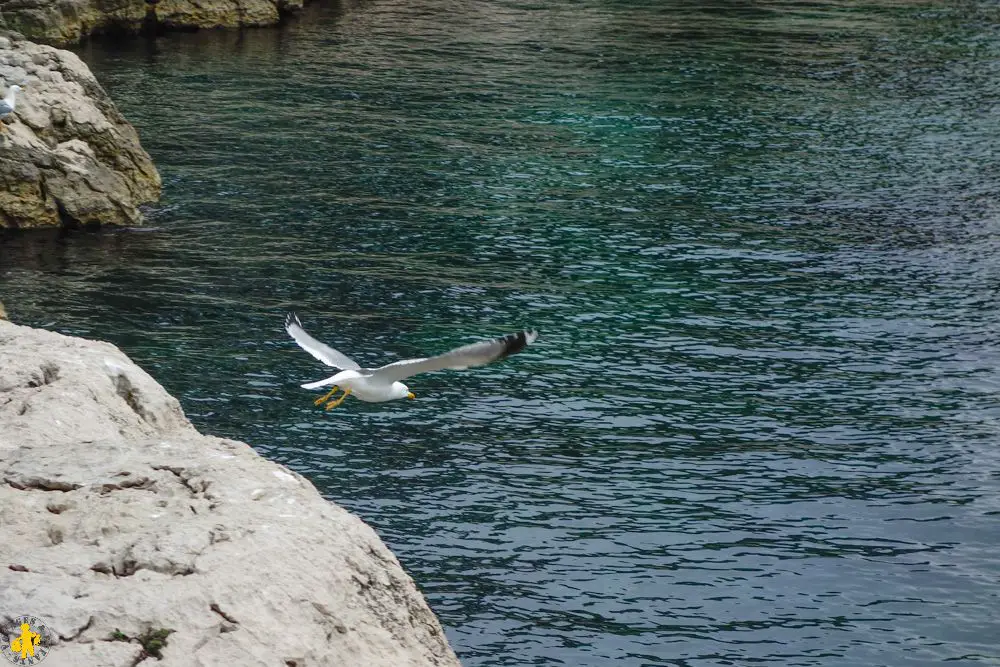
[{"x1": 3, "y1": 1, "x2": 1000, "y2": 664}]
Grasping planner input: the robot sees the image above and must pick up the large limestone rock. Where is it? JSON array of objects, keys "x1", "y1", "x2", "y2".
[
  {"x1": 0, "y1": 0, "x2": 306, "y2": 46},
  {"x1": 0, "y1": 32, "x2": 160, "y2": 228},
  {"x1": 0, "y1": 319, "x2": 462, "y2": 667}
]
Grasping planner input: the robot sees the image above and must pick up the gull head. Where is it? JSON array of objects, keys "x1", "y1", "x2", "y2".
[
  {"x1": 8, "y1": 85, "x2": 21, "y2": 94},
  {"x1": 390, "y1": 382, "x2": 415, "y2": 400}
]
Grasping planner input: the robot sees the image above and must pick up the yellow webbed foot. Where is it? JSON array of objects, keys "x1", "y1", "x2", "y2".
[
  {"x1": 314, "y1": 385, "x2": 339, "y2": 406},
  {"x1": 325, "y1": 388, "x2": 352, "y2": 410}
]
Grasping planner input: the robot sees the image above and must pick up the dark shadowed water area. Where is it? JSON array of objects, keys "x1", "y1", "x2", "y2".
[{"x1": 2, "y1": 0, "x2": 1000, "y2": 664}]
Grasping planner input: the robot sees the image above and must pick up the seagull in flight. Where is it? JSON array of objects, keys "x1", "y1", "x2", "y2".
[{"x1": 285, "y1": 313, "x2": 538, "y2": 409}]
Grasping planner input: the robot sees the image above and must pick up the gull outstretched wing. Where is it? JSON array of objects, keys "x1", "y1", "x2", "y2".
[
  {"x1": 284, "y1": 312, "x2": 361, "y2": 370},
  {"x1": 371, "y1": 330, "x2": 537, "y2": 382}
]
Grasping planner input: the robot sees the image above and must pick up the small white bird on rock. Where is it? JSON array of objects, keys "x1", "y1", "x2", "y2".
[
  {"x1": 285, "y1": 312, "x2": 538, "y2": 409},
  {"x1": 0, "y1": 84, "x2": 22, "y2": 133}
]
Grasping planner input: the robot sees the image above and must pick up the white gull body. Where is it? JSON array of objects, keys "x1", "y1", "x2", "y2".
[{"x1": 0, "y1": 85, "x2": 21, "y2": 124}]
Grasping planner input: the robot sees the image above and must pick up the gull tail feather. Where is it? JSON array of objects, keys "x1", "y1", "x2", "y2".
[{"x1": 302, "y1": 378, "x2": 337, "y2": 390}]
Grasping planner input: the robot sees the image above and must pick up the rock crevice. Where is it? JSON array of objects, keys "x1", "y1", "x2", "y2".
[{"x1": 0, "y1": 319, "x2": 462, "y2": 667}]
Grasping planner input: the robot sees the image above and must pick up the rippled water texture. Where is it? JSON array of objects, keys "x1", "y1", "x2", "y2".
[{"x1": 3, "y1": 1, "x2": 1000, "y2": 664}]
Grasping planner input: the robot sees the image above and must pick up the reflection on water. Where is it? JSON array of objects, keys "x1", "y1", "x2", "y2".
[{"x1": 3, "y1": 1, "x2": 1000, "y2": 665}]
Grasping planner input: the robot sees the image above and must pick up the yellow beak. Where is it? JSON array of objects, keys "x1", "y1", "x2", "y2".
[{"x1": 407, "y1": 392, "x2": 415, "y2": 399}]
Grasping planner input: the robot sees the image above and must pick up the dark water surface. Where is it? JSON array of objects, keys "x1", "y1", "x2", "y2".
[{"x1": 3, "y1": 1, "x2": 1000, "y2": 664}]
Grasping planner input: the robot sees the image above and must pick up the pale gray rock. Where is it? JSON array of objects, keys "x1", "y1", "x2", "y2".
[
  {"x1": 0, "y1": 320, "x2": 462, "y2": 667},
  {"x1": 0, "y1": 0, "x2": 307, "y2": 46},
  {"x1": 0, "y1": 32, "x2": 161, "y2": 227}
]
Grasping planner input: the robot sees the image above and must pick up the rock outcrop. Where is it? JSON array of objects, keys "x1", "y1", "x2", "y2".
[
  {"x1": 0, "y1": 0, "x2": 306, "y2": 46},
  {"x1": 0, "y1": 319, "x2": 462, "y2": 667},
  {"x1": 0, "y1": 32, "x2": 160, "y2": 228}
]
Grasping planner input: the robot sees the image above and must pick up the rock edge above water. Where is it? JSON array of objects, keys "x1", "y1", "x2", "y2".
[
  {"x1": 0, "y1": 319, "x2": 463, "y2": 667},
  {"x1": 0, "y1": 32, "x2": 161, "y2": 228},
  {"x1": 0, "y1": 0, "x2": 306, "y2": 46}
]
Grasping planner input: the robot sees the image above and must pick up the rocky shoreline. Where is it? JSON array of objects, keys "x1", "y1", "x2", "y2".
[
  {"x1": 0, "y1": 319, "x2": 462, "y2": 666},
  {"x1": 0, "y1": 0, "x2": 306, "y2": 47},
  {"x1": 0, "y1": 31, "x2": 160, "y2": 228}
]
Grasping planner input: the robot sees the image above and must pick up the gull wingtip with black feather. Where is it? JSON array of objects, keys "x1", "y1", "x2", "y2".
[
  {"x1": 285, "y1": 311, "x2": 302, "y2": 329},
  {"x1": 496, "y1": 328, "x2": 539, "y2": 360}
]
